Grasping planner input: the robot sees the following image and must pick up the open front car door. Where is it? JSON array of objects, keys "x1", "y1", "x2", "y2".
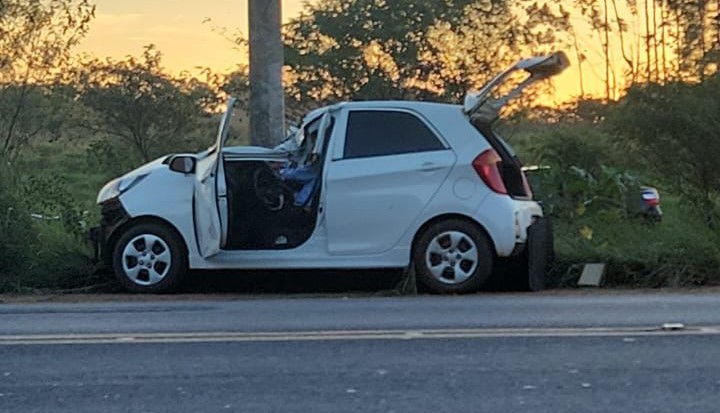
[
  {"x1": 463, "y1": 51, "x2": 569, "y2": 124},
  {"x1": 193, "y1": 98, "x2": 237, "y2": 258}
]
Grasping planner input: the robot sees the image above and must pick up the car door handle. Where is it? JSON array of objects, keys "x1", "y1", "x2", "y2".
[{"x1": 419, "y1": 162, "x2": 444, "y2": 172}]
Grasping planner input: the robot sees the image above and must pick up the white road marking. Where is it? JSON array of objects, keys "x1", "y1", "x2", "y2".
[{"x1": 0, "y1": 325, "x2": 718, "y2": 345}]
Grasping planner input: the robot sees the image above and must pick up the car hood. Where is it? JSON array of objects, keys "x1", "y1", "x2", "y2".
[{"x1": 120, "y1": 156, "x2": 171, "y2": 181}]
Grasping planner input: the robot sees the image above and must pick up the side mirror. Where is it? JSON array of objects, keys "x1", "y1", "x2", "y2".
[{"x1": 169, "y1": 156, "x2": 196, "y2": 174}]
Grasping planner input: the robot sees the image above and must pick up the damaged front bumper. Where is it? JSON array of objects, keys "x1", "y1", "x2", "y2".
[{"x1": 87, "y1": 199, "x2": 131, "y2": 266}]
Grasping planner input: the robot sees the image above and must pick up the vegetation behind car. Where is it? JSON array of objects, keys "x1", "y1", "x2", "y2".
[{"x1": 2, "y1": 0, "x2": 720, "y2": 292}]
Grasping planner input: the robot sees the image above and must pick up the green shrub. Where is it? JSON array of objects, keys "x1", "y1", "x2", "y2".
[
  {"x1": 521, "y1": 125, "x2": 643, "y2": 220},
  {"x1": 0, "y1": 166, "x2": 104, "y2": 293},
  {"x1": 517, "y1": 122, "x2": 720, "y2": 288},
  {"x1": 19, "y1": 221, "x2": 102, "y2": 292},
  {"x1": 0, "y1": 179, "x2": 33, "y2": 283},
  {"x1": 608, "y1": 76, "x2": 720, "y2": 225},
  {"x1": 551, "y1": 197, "x2": 720, "y2": 288}
]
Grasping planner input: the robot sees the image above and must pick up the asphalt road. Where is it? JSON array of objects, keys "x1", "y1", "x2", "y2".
[{"x1": 1, "y1": 292, "x2": 720, "y2": 412}]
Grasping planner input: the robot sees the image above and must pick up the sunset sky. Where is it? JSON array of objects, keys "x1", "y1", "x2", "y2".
[
  {"x1": 76, "y1": 0, "x2": 306, "y2": 74},
  {"x1": 76, "y1": 0, "x2": 599, "y2": 104}
]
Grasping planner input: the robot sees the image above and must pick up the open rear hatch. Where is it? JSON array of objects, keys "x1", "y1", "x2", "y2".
[{"x1": 464, "y1": 52, "x2": 569, "y2": 199}]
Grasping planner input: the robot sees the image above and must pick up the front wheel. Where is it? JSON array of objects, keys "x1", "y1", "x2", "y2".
[
  {"x1": 112, "y1": 222, "x2": 188, "y2": 293},
  {"x1": 413, "y1": 219, "x2": 494, "y2": 294}
]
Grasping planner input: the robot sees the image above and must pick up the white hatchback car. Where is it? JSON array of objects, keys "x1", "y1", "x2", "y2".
[{"x1": 91, "y1": 52, "x2": 568, "y2": 294}]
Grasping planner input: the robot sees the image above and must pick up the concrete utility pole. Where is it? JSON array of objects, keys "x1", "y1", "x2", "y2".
[{"x1": 249, "y1": 0, "x2": 285, "y2": 148}]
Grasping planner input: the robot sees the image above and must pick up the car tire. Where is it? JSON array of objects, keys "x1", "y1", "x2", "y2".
[
  {"x1": 507, "y1": 218, "x2": 552, "y2": 292},
  {"x1": 112, "y1": 222, "x2": 188, "y2": 293},
  {"x1": 414, "y1": 219, "x2": 494, "y2": 294}
]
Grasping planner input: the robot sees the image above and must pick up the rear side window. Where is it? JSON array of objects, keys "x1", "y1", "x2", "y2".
[{"x1": 344, "y1": 111, "x2": 445, "y2": 159}]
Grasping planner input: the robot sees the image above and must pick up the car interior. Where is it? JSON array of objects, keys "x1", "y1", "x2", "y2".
[{"x1": 222, "y1": 117, "x2": 333, "y2": 250}]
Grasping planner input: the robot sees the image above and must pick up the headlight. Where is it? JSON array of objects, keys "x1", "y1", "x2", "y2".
[
  {"x1": 96, "y1": 174, "x2": 149, "y2": 204},
  {"x1": 97, "y1": 178, "x2": 121, "y2": 204}
]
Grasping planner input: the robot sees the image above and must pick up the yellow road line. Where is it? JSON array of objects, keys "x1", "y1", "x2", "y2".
[{"x1": 1, "y1": 326, "x2": 719, "y2": 345}]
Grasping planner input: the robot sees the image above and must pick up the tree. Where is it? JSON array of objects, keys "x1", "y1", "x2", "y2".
[
  {"x1": 609, "y1": 75, "x2": 720, "y2": 224},
  {"x1": 0, "y1": 85, "x2": 71, "y2": 160},
  {"x1": 666, "y1": 0, "x2": 720, "y2": 81},
  {"x1": 73, "y1": 46, "x2": 215, "y2": 163},
  {"x1": 568, "y1": 0, "x2": 719, "y2": 95},
  {"x1": 0, "y1": 0, "x2": 94, "y2": 160},
  {"x1": 283, "y1": 0, "x2": 570, "y2": 113}
]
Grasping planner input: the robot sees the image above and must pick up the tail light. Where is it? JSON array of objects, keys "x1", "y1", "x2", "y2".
[
  {"x1": 472, "y1": 149, "x2": 508, "y2": 194},
  {"x1": 641, "y1": 190, "x2": 660, "y2": 207}
]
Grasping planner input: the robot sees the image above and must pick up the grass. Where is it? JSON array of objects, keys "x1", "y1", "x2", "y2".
[
  {"x1": 0, "y1": 140, "x2": 112, "y2": 292},
  {"x1": 551, "y1": 196, "x2": 720, "y2": 288}
]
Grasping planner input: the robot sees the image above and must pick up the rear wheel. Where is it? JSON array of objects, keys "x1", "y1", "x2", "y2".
[
  {"x1": 414, "y1": 219, "x2": 494, "y2": 294},
  {"x1": 112, "y1": 222, "x2": 187, "y2": 293}
]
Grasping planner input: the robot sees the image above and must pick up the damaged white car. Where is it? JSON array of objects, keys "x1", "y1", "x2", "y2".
[{"x1": 91, "y1": 52, "x2": 569, "y2": 294}]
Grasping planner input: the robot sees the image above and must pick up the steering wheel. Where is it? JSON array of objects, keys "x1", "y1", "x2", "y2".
[{"x1": 253, "y1": 168, "x2": 287, "y2": 211}]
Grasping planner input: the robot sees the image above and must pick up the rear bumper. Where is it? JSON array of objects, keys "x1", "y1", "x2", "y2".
[
  {"x1": 511, "y1": 215, "x2": 554, "y2": 256},
  {"x1": 475, "y1": 196, "x2": 543, "y2": 257},
  {"x1": 513, "y1": 200, "x2": 543, "y2": 243}
]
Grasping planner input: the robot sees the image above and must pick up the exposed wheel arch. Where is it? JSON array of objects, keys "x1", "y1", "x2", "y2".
[
  {"x1": 411, "y1": 214, "x2": 497, "y2": 261},
  {"x1": 104, "y1": 216, "x2": 189, "y2": 267}
]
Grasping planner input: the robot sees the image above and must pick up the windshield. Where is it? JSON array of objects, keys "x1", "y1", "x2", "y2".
[
  {"x1": 272, "y1": 115, "x2": 323, "y2": 161},
  {"x1": 293, "y1": 124, "x2": 306, "y2": 148}
]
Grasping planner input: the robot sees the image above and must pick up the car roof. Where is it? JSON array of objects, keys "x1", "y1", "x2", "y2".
[
  {"x1": 304, "y1": 100, "x2": 464, "y2": 122},
  {"x1": 339, "y1": 100, "x2": 459, "y2": 109}
]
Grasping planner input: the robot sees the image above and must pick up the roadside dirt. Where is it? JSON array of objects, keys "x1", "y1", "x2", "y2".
[
  {"x1": 3, "y1": 267, "x2": 720, "y2": 304},
  {"x1": 0, "y1": 269, "x2": 404, "y2": 304}
]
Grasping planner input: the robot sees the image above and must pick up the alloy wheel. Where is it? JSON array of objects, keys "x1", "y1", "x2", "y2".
[
  {"x1": 121, "y1": 234, "x2": 172, "y2": 286},
  {"x1": 424, "y1": 230, "x2": 479, "y2": 285}
]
